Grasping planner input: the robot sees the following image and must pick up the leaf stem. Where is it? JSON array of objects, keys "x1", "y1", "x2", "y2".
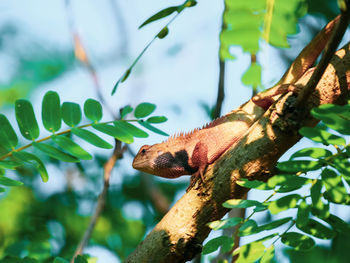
[{"x1": 112, "y1": 0, "x2": 195, "y2": 94}]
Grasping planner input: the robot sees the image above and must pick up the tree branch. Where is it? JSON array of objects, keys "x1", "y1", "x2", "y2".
[
  {"x1": 125, "y1": 42, "x2": 350, "y2": 262},
  {"x1": 296, "y1": 1, "x2": 350, "y2": 107},
  {"x1": 71, "y1": 141, "x2": 126, "y2": 262}
]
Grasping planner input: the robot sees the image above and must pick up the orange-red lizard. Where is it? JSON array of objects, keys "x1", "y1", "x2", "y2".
[{"x1": 132, "y1": 16, "x2": 340, "y2": 182}]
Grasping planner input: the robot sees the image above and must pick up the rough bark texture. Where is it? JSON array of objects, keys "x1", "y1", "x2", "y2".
[{"x1": 125, "y1": 43, "x2": 350, "y2": 263}]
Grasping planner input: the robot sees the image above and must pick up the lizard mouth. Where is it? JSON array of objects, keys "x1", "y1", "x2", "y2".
[{"x1": 132, "y1": 157, "x2": 153, "y2": 174}]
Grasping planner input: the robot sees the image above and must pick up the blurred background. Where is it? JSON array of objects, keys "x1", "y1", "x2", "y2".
[{"x1": 0, "y1": 0, "x2": 349, "y2": 262}]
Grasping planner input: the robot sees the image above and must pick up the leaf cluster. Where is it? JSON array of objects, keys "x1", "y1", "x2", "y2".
[
  {"x1": 203, "y1": 101, "x2": 350, "y2": 261},
  {"x1": 0, "y1": 91, "x2": 168, "y2": 191}
]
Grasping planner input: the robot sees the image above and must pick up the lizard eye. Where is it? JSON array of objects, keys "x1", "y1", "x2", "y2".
[{"x1": 139, "y1": 145, "x2": 150, "y2": 155}]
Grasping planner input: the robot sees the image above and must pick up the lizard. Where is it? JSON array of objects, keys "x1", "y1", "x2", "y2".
[{"x1": 132, "y1": 16, "x2": 340, "y2": 184}]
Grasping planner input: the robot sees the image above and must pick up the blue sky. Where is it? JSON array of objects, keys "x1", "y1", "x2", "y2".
[{"x1": 2, "y1": 1, "x2": 350, "y2": 262}]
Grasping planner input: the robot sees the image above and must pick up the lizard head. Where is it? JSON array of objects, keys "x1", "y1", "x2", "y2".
[
  {"x1": 132, "y1": 144, "x2": 189, "y2": 178},
  {"x1": 132, "y1": 144, "x2": 159, "y2": 174}
]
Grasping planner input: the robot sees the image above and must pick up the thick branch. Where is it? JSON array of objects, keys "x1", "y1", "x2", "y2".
[
  {"x1": 125, "y1": 43, "x2": 350, "y2": 263},
  {"x1": 296, "y1": 2, "x2": 350, "y2": 107}
]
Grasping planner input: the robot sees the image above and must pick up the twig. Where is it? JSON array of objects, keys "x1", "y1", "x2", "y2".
[
  {"x1": 108, "y1": 0, "x2": 129, "y2": 59},
  {"x1": 295, "y1": 1, "x2": 350, "y2": 107},
  {"x1": 64, "y1": 0, "x2": 116, "y2": 118},
  {"x1": 213, "y1": 60, "x2": 226, "y2": 119},
  {"x1": 212, "y1": 9, "x2": 227, "y2": 119},
  {"x1": 71, "y1": 141, "x2": 126, "y2": 262}
]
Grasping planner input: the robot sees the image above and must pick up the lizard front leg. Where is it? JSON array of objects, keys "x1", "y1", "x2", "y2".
[{"x1": 187, "y1": 141, "x2": 209, "y2": 190}]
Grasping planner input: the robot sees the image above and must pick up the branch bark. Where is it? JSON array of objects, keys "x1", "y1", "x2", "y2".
[{"x1": 125, "y1": 43, "x2": 350, "y2": 262}]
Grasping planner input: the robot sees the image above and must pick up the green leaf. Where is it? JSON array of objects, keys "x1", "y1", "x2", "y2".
[
  {"x1": 0, "y1": 176, "x2": 23, "y2": 186},
  {"x1": 296, "y1": 200, "x2": 310, "y2": 227},
  {"x1": 260, "y1": 245, "x2": 275, "y2": 263},
  {"x1": 208, "y1": 217, "x2": 242, "y2": 230},
  {"x1": 311, "y1": 198, "x2": 330, "y2": 219},
  {"x1": 333, "y1": 158, "x2": 350, "y2": 179},
  {"x1": 223, "y1": 199, "x2": 263, "y2": 209},
  {"x1": 84, "y1": 99, "x2": 102, "y2": 122},
  {"x1": 277, "y1": 160, "x2": 322, "y2": 173},
  {"x1": 134, "y1": 103, "x2": 156, "y2": 118},
  {"x1": 146, "y1": 116, "x2": 168, "y2": 123},
  {"x1": 268, "y1": 194, "x2": 301, "y2": 214},
  {"x1": 32, "y1": 142, "x2": 79, "y2": 163},
  {"x1": 157, "y1": 27, "x2": 169, "y2": 39},
  {"x1": 71, "y1": 128, "x2": 113, "y2": 149},
  {"x1": 112, "y1": 78, "x2": 121, "y2": 95},
  {"x1": 92, "y1": 123, "x2": 134, "y2": 144},
  {"x1": 236, "y1": 178, "x2": 273, "y2": 190},
  {"x1": 281, "y1": 232, "x2": 315, "y2": 251},
  {"x1": 15, "y1": 99, "x2": 40, "y2": 140},
  {"x1": 312, "y1": 105, "x2": 350, "y2": 135},
  {"x1": 0, "y1": 160, "x2": 22, "y2": 169},
  {"x1": 311, "y1": 180, "x2": 322, "y2": 204},
  {"x1": 290, "y1": 147, "x2": 332, "y2": 159},
  {"x1": 74, "y1": 255, "x2": 88, "y2": 263},
  {"x1": 241, "y1": 62, "x2": 261, "y2": 87},
  {"x1": 324, "y1": 214, "x2": 350, "y2": 237},
  {"x1": 258, "y1": 217, "x2": 292, "y2": 231},
  {"x1": 52, "y1": 135, "x2": 92, "y2": 160},
  {"x1": 268, "y1": 174, "x2": 311, "y2": 192},
  {"x1": 139, "y1": 6, "x2": 179, "y2": 29},
  {"x1": 202, "y1": 236, "x2": 234, "y2": 255},
  {"x1": 321, "y1": 168, "x2": 348, "y2": 203},
  {"x1": 0, "y1": 187, "x2": 5, "y2": 192},
  {"x1": 12, "y1": 151, "x2": 49, "y2": 182},
  {"x1": 54, "y1": 257, "x2": 69, "y2": 263},
  {"x1": 299, "y1": 126, "x2": 346, "y2": 146},
  {"x1": 62, "y1": 102, "x2": 82, "y2": 127},
  {"x1": 297, "y1": 219, "x2": 335, "y2": 239},
  {"x1": 121, "y1": 105, "x2": 133, "y2": 119},
  {"x1": 0, "y1": 114, "x2": 18, "y2": 151},
  {"x1": 42, "y1": 91, "x2": 61, "y2": 132},
  {"x1": 234, "y1": 241, "x2": 265, "y2": 263},
  {"x1": 121, "y1": 68, "x2": 131, "y2": 83},
  {"x1": 114, "y1": 121, "x2": 148, "y2": 138},
  {"x1": 239, "y1": 219, "x2": 257, "y2": 236},
  {"x1": 138, "y1": 120, "x2": 168, "y2": 136}
]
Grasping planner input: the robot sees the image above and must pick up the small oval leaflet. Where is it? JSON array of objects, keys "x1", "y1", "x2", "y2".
[
  {"x1": 52, "y1": 135, "x2": 92, "y2": 160},
  {"x1": 268, "y1": 194, "x2": 301, "y2": 214},
  {"x1": 33, "y1": 142, "x2": 79, "y2": 163},
  {"x1": 139, "y1": 6, "x2": 178, "y2": 29},
  {"x1": 0, "y1": 176, "x2": 23, "y2": 187},
  {"x1": 114, "y1": 121, "x2": 148, "y2": 138},
  {"x1": 157, "y1": 27, "x2": 169, "y2": 39},
  {"x1": 146, "y1": 116, "x2": 168, "y2": 124},
  {"x1": 15, "y1": 99, "x2": 40, "y2": 140},
  {"x1": 42, "y1": 91, "x2": 62, "y2": 132},
  {"x1": 202, "y1": 236, "x2": 234, "y2": 255},
  {"x1": 0, "y1": 114, "x2": 18, "y2": 151},
  {"x1": 208, "y1": 217, "x2": 242, "y2": 230},
  {"x1": 297, "y1": 219, "x2": 335, "y2": 239},
  {"x1": 281, "y1": 232, "x2": 315, "y2": 251},
  {"x1": 71, "y1": 128, "x2": 113, "y2": 149},
  {"x1": 62, "y1": 102, "x2": 82, "y2": 127},
  {"x1": 12, "y1": 151, "x2": 48, "y2": 182},
  {"x1": 134, "y1": 103, "x2": 156, "y2": 118},
  {"x1": 84, "y1": 99, "x2": 102, "y2": 122},
  {"x1": 299, "y1": 126, "x2": 346, "y2": 146}
]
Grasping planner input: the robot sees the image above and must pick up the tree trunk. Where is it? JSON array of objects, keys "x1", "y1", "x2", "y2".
[{"x1": 125, "y1": 43, "x2": 350, "y2": 263}]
